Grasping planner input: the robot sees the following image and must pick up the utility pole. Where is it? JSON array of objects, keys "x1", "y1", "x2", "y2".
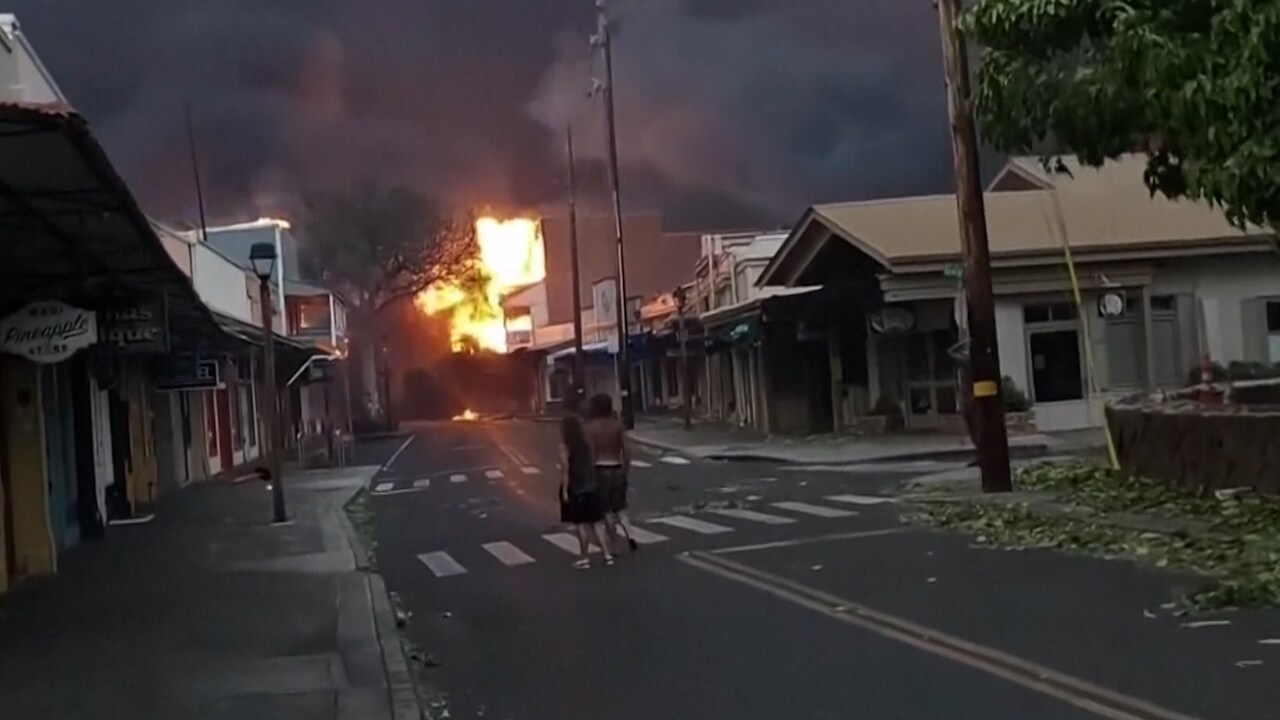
[
  {"x1": 592, "y1": 0, "x2": 635, "y2": 429},
  {"x1": 565, "y1": 127, "x2": 586, "y2": 410},
  {"x1": 674, "y1": 286, "x2": 691, "y2": 430},
  {"x1": 936, "y1": 0, "x2": 1012, "y2": 492}
]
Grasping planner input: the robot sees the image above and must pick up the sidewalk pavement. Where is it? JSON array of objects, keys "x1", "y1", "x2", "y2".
[
  {"x1": 629, "y1": 416, "x2": 1105, "y2": 464},
  {"x1": 0, "y1": 466, "x2": 418, "y2": 720}
]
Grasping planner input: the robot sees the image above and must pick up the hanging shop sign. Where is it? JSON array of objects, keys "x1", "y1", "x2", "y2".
[
  {"x1": 0, "y1": 300, "x2": 98, "y2": 363},
  {"x1": 156, "y1": 356, "x2": 222, "y2": 392},
  {"x1": 868, "y1": 306, "x2": 915, "y2": 334},
  {"x1": 101, "y1": 297, "x2": 169, "y2": 354}
]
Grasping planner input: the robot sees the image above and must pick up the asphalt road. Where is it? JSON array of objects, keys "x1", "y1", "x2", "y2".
[{"x1": 364, "y1": 420, "x2": 1280, "y2": 720}]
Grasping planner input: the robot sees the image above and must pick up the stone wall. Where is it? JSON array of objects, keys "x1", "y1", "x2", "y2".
[{"x1": 1106, "y1": 399, "x2": 1280, "y2": 495}]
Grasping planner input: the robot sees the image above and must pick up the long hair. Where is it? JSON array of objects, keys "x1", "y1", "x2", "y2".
[{"x1": 561, "y1": 414, "x2": 590, "y2": 459}]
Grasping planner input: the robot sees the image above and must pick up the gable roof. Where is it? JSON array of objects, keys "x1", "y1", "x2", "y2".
[{"x1": 759, "y1": 155, "x2": 1274, "y2": 287}]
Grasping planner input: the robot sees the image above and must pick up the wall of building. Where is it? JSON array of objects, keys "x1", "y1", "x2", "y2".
[
  {"x1": 192, "y1": 243, "x2": 256, "y2": 323},
  {"x1": 1149, "y1": 253, "x2": 1280, "y2": 364},
  {"x1": 1, "y1": 356, "x2": 54, "y2": 577}
]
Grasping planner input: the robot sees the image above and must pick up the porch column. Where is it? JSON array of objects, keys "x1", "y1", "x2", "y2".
[
  {"x1": 757, "y1": 334, "x2": 776, "y2": 434},
  {"x1": 827, "y1": 323, "x2": 844, "y2": 433}
]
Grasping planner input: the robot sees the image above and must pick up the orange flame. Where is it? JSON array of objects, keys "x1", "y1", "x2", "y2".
[
  {"x1": 452, "y1": 408, "x2": 479, "y2": 421},
  {"x1": 416, "y1": 216, "x2": 545, "y2": 352}
]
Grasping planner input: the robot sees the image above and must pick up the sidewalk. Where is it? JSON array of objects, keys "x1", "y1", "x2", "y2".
[
  {"x1": 0, "y1": 466, "x2": 417, "y2": 720},
  {"x1": 630, "y1": 416, "x2": 1103, "y2": 464}
]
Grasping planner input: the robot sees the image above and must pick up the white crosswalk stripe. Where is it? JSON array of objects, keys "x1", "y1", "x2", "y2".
[
  {"x1": 709, "y1": 508, "x2": 797, "y2": 525},
  {"x1": 625, "y1": 526, "x2": 669, "y2": 544},
  {"x1": 659, "y1": 456, "x2": 691, "y2": 465},
  {"x1": 521, "y1": 466, "x2": 541, "y2": 475},
  {"x1": 630, "y1": 460, "x2": 653, "y2": 468},
  {"x1": 648, "y1": 515, "x2": 734, "y2": 534},
  {"x1": 413, "y1": 478, "x2": 431, "y2": 489},
  {"x1": 483, "y1": 541, "x2": 536, "y2": 566},
  {"x1": 418, "y1": 551, "x2": 467, "y2": 577},
  {"x1": 771, "y1": 501, "x2": 857, "y2": 518},
  {"x1": 450, "y1": 474, "x2": 467, "y2": 483},
  {"x1": 373, "y1": 482, "x2": 394, "y2": 493},
  {"x1": 826, "y1": 494, "x2": 894, "y2": 506},
  {"x1": 543, "y1": 532, "x2": 593, "y2": 554},
  {"x1": 485, "y1": 469, "x2": 505, "y2": 479}
]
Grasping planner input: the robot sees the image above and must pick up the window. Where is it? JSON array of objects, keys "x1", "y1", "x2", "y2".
[
  {"x1": 1151, "y1": 295, "x2": 1177, "y2": 313},
  {"x1": 1267, "y1": 301, "x2": 1280, "y2": 333},
  {"x1": 547, "y1": 369, "x2": 569, "y2": 401},
  {"x1": 1105, "y1": 318, "x2": 1144, "y2": 389},
  {"x1": 1023, "y1": 301, "x2": 1076, "y2": 324}
]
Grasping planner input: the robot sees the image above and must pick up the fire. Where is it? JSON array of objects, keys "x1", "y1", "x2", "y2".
[
  {"x1": 453, "y1": 409, "x2": 479, "y2": 421},
  {"x1": 416, "y1": 216, "x2": 545, "y2": 352}
]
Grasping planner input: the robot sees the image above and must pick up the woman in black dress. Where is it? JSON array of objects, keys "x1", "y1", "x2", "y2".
[{"x1": 560, "y1": 414, "x2": 614, "y2": 569}]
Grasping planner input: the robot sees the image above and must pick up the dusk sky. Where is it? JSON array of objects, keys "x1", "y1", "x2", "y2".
[{"x1": 9, "y1": 0, "x2": 957, "y2": 230}]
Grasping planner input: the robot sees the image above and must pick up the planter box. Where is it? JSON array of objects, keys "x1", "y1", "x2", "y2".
[{"x1": 1006, "y1": 411, "x2": 1036, "y2": 434}]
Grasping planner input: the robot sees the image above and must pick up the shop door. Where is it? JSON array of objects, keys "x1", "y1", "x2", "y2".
[
  {"x1": 41, "y1": 365, "x2": 80, "y2": 549},
  {"x1": 905, "y1": 330, "x2": 959, "y2": 428}
]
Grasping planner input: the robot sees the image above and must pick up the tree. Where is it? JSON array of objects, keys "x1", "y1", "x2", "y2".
[
  {"x1": 299, "y1": 185, "x2": 481, "y2": 316},
  {"x1": 964, "y1": 0, "x2": 1280, "y2": 228},
  {"x1": 298, "y1": 185, "x2": 481, "y2": 426}
]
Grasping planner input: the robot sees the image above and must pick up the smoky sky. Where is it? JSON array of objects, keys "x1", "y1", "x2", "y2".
[{"x1": 9, "y1": 0, "x2": 956, "y2": 231}]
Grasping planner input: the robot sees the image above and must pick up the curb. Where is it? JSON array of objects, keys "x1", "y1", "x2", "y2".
[
  {"x1": 629, "y1": 433, "x2": 1054, "y2": 466},
  {"x1": 336, "y1": 487, "x2": 425, "y2": 720}
]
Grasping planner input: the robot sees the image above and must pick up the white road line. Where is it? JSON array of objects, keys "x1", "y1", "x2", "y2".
[
  {"x1": 521, "y1": 466, "x2": 541, "y2": 475},
  {"x1": 373, "y1": 482, "x2": 395, "y2": 493},
  {"x1": 659, "y1": 456, "x2": 691, "y2": 465},
  {"x1": 826, "y1": 494, "x2": 895, "y2": 506},
  {"x1": 485, "y1": 469, "x2": 505, "y2": 479},
  {"x1": 370, "y1": 487, "x2": 428, "y2": 497},
  {"x1": 626, "y1": 526, "x2": 670, "y2": 544},
  {"x1": 771, "y1": 501, "x2": 857, "y2": 518},
  {"x1": 543, "y1": 532, "x2": 592, "y2": 554},
  {"x1": 648, "y1": 515, "x2": 734, "y2": 534},
  {"x1": 630, "y1": 460, "x2": 653, "y2": 468},
  {"x1": 417, "y1": 551, "x2": 467, "y2": 577},
  {"x1": 450, "y1": 474, "x2": 468, "y2": 483},
  {"x1": 413, "y1": 478, "x2": 431, "y2": 489},
  {"x1": 381, "y1": 435, "x2": 416, "y2": 472},
  {"x1": 482, "y1": 541, "x2": 536, "y2": 566},
  {"x1": 709, "y1": 508, "x2": 797, "y2": 525}
]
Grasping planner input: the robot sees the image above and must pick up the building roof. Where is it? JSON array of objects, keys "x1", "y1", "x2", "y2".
[{"x1": 760, "y1": 154, "x2": 1275, "y2": 286}]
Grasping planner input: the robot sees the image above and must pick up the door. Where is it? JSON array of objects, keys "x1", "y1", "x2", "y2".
[
  {"x1": 904, "y1": 330, "x2": 959, "y2": 428},
  {"x1": 41, "y1": 364, "x2": 79, "y2": 549},
  {"x1": 1028, "y1": 329, "x2": 1084, "y2": 403}
]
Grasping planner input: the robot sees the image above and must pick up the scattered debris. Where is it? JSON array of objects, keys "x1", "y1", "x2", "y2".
[
  {"x1": 1235, "y1": 660, "x2": 1264, "y2": 668},
  {"x1": 1181, "y1": 620, "x2": 1231, "y2": 629},
  {"x1": 926, "y1": 577, "x2": 938, "y2": 583},
  {"x1": 442, "y1": 611, "x2": 453, "y2": 619},
  {"x1": 810, "y1": 564, "x2": 824, "y2": 571},
  {"x1": 1143, "y1": 609, "x2": 1157, "y2": 619},
  {"x1": 1214, "y1": 487, "x2": 1252, "y2": 501},
  {"x1": 1258, "y1": 638, "x2": 1280, "y2": 645}
]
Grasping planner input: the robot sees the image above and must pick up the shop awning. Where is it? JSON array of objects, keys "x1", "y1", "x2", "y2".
[{"x1": 0, "y1": 102, "x2": 227, "y2": 354}]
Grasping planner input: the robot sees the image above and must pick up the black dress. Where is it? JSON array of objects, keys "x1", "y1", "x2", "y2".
[{"x1": 562, "y1": 441, "x2": 604, "y2": 524}]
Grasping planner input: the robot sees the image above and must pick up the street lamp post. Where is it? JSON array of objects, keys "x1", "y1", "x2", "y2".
[
  {"x1": 250, "y1": 241, "x2": 287, "y2": 523},
  {"x1": 673, "y1": 286, "x2": 691, "y2": 431}
]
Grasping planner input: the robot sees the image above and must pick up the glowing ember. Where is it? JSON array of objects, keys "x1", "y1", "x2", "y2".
[
  {"x1": 416, "y1": 216, "x2": 545, "y2": 352},
  {"x1": 453, "y1": 409, "x2": 479, "y2": 421}
]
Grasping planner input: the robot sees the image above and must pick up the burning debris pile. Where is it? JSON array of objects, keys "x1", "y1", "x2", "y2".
[{"x1": 415, "y1": 216, "x2": 545, "y2": 353}]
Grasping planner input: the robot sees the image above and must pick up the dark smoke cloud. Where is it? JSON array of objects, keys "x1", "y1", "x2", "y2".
[{"x1": 9, "y1": 0, "x2": 956, "y2": 230}]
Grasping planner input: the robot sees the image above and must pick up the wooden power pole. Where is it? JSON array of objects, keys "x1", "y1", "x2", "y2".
[
  {"x1": 565, "y1": 127, "x2": 586, "y2": 410},
  {"x1": 936, "y1": 0, "x2": 1012, "y2": 493}
]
